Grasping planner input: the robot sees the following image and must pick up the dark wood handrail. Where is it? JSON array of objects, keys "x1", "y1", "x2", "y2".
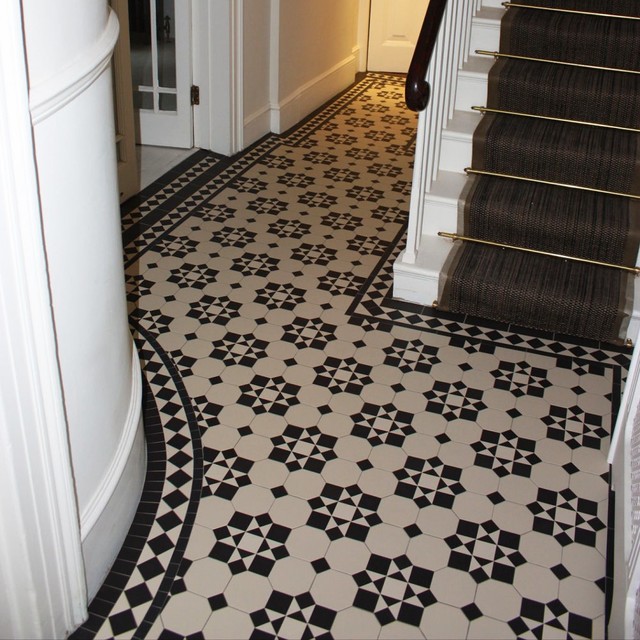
[{"x1": 405, "y1": 0, "x2": 449, "y2": 112}]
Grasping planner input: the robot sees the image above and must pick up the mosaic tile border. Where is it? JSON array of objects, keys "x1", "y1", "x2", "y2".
[{"x1": 71, "y1": 325, "x2": 204, "y2": 640}]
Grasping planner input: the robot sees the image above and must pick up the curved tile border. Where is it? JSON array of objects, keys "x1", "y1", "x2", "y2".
[{"x1": 71, "y1": 324, "x2": 203, "y2": 639}]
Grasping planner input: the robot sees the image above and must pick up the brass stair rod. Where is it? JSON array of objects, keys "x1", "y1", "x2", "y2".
[
  {"x1": 502, "y1": 2, "x2": 640, "y2": 21},
  {"x1": 476, "y1": 50, "x2": 640, "y2": 76},
  {"x1": 471, "y1": 106, "x2": 640, "y2": 133},
  {"x1": 464, "y1": 168, "x2": 640, "y2": 200},
  {"x1": 437, "y1": 232, "x2": 640, "y2": 275}
]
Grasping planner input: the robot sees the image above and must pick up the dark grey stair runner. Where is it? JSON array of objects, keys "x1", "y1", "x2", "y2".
[{"x1": 438, "y1": 2, "x2": 640, "y2": 342}]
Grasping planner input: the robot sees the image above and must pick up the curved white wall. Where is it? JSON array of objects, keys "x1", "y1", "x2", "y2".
[{"x1": 21, "y1": 0, "x2": 145, "y2": 601}]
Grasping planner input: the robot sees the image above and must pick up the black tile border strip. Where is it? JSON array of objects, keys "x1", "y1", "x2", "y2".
[
  {"x1": 69, "y1": 375, "x2": 165, "y2": 639},
  {"x1": 121, "y1": 149, "x2": 223, "y2": 217},
  {"x1": 70, "y1": 323, "x2": 204, "y2": 639},
  {"x1": 121, "y1": 153, "x2": 232, "y2": 248},
  {"x1": 348, "y1": 223, "x2": 633, "y2": 368},
  {"x1": 132, "y1": 324, "x2": 204, "y2": 640}
]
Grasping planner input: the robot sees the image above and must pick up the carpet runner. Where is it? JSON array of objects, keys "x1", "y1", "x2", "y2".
[{"x1": 438, "y1": 1, "x2": 640, "y2": 342}]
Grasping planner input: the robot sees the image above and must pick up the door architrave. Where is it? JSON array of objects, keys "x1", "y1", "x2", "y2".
[{"x1": 192, "y1": 0, "x2": 244, "y2": 155}]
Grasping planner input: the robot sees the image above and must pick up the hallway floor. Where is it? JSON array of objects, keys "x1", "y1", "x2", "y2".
[{"x1": 74, "y1": 74, "x2": 627, "y2": 640}]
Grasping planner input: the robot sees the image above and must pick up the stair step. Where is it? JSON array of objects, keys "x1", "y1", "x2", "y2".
[
  {"x1": 501, "y1": 6, "x2": 640, "y2": 70},
  {"x1": 507, "y1": 0, "x2": 640, "y2": 17},
  {"x1": 456, "y1": 55, "x2": 494, "y2": 112},
  {"x1": 422, "y1": 171, "x2": 468, "y2": 236},
  {"x1": 485, "y1": 59, "x2": 640, "y2": 129},
  {"x1": 470, "y1": 7, "x2": 505, "y2": 53},
  {"x1": 481, "y1": 0, "x2": 506, "y2": 8},
  {"x1": 439, "y1": 110, "x2": 482, "y2": 173},
  {"x1": 459, "y1": 174, "x2": 640, "y2": 265},
  {"x1": 439, "y1": 243, "x2": 629, "y2": 342},
  {"x1": 473, "y1": 114, "x2": 640, "y2": 194}
]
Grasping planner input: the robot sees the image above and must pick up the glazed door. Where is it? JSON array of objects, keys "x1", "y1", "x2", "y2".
[
  {"x1": 129, "y1": 0, "x2": 193, "y2": 148},
  {"x1": 368, "y1": 0, "x2": 430, "y2": 72}
]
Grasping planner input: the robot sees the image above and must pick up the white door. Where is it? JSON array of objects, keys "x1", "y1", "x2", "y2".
[
  {"x1": 368, "y1": 0, "x2": 430, "y2": 73},
  {"x1": 129, "y1": 0, "x2": 193, "y2": 148}
]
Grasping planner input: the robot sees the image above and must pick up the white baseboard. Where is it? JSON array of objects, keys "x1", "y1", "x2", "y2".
[
  {"x1": 244, "y1": 104, "x2": 271, "y2": 148},
  {"x1": 271, "y1": 51, "x2": 358, "y2": 134},
  {"x1": 81, "y1": 347, "x2": 146, "y2": 601}
]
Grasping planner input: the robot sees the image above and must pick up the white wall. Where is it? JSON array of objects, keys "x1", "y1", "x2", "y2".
[
  {"x1": 239, "y1": 0, "x2": 360, "y2": 143},
  {"x1": 272, "y1": 0, "x2": 360, "y2": 133},
  {"x1": 21, "y1": 0, "x2": 145, "y2": 604},
  {"x1": 243, "y1": 0, "x2": 272, "y2": 146}
]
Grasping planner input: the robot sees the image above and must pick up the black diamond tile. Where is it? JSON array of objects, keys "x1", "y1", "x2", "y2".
[
  {"x1": 353, "y1": 554, "x2": 435, "y2": 626},
  {"x1": 307, "y1": 484, "x2": 381, "y2": 541}
]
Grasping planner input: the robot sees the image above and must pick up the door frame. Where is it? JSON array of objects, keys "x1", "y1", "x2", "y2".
[
  {"x1": 192, "y1": 0, "x2": 244, "y2": 156},
  {"x1": 358, "y1": 0, "x2": 371, "y2": 71}
]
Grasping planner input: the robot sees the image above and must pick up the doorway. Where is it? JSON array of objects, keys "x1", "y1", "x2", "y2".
[
  {"x1": 128, "y1": 0, "x2": 194, "y2": 149},
  {"x1": 367, "y1": 0, "x2": 429, "y2": 73}
]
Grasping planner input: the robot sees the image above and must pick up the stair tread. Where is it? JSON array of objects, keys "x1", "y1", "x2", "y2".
[
  {"x1": 460, "y1": 55, "x2": 495, "y2": 77},
  {"x1": 486, "y1": 59, "x2": 640, "y2": 129},
  {"x1": 474, "y1": 7, "x2": 507, "y2": 24},
  {"x1": 461, "y1": 175, "x2": 640, "y2": 265},
  {"x1": 439, "y1": 243, "x2": 629, "y2": 342},
  {"x1": 473, "y1": 114, "x2": 640, "y2": 194},
  {"x1": 501, "y1": 7, "x2": 640, "y2": 71}
]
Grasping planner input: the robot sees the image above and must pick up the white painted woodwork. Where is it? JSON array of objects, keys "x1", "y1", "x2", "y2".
[
  {"x1": 609, "y1": 342, "x2": 640, "y2": 638},
  {"x1": 21, "y1": 0, "x2": 145, "y2": 608},
  {"x1": 0, "y1": 4, "x2": 87, "y2": 637},
  {"x1": 192, "y1": 0, "x2": 244, "y2": 156},
  {"x1": 135, "y1": 0, "x2": 194, "y2": 148},
  {"x1": 367, "y1": 0, "x2": 430, "y2": 73}
]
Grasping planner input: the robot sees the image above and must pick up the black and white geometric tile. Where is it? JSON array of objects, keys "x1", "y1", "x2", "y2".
[{"x1": 71, "y1": 73, "x2": 624, "y2": 640}]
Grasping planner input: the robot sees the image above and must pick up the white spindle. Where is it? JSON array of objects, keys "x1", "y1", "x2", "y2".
[{"x1": 403, "y1": 0, "x2": 481, "y2": 263}]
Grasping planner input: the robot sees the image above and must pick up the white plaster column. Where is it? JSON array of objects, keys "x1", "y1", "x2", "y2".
[{"x1": 21, "y1": 0, "x2": 145, "y2": 601}]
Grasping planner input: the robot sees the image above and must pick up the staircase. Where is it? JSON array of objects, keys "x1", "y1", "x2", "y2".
[{"x1": 394, "y1": 0, "x2": 640, "y2": 343}]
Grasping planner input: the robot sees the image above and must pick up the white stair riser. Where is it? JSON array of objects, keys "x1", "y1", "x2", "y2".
[
  {"x1": 421, "y1": 197, "x2": 459, "y2": 236},
  {"x1": 393, "y1": 236, "x2": 451, "y2": 305},
  {"x1": 456, "y1": 71, "x2": 489, "y2": 112},
  {"x1": 470, "y1": 19, "x2": 501, "y2": 52},
  {"x1": 439, "y1": 133, "x2": 472, "y2": 173}
]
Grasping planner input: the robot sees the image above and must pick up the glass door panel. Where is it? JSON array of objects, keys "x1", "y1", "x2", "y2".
[{"x1": 128, "y1": 0, "x2": 192, "y2": 148}]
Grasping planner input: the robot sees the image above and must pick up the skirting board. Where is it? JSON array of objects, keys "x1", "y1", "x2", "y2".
[
  {"x1": 244, "y1": 104, "x2": 271, "y2": 149},
  {"x1": 271, "y1": 51, "x2": 359, "y2": 135},
  {"x1": 81, "y1": 349, "x2": 146, "y2": 601}
]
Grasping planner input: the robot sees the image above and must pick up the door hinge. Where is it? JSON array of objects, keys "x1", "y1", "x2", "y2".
[{"x1": 191, "y1": 85, "x2": 200, "y2": 106}]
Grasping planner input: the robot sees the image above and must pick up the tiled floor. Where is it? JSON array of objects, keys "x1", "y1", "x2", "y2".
[
  {"x1": 136, "y1": 145, "x2": 199, "y2": 191},
  {"x1": 72, "y1": 73, "x2": 629, "y2": 640}
]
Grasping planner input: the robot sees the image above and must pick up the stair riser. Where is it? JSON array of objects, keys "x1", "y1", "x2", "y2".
[
  {"x1": 422, "y1": 198, "x2": 458, "y2": 236},
  {"x1": 481, "y1": 0, "x2": 504, "y2": 8},
  {"x1": 456, "y1": 71, "x2": 489, "y2": 112},
  {"x1": 439, "y1": 134, "x2": 472, "y2": 173},
  {"x1": 470, "y1": 19, "x2": 501, "y2": 53}
]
